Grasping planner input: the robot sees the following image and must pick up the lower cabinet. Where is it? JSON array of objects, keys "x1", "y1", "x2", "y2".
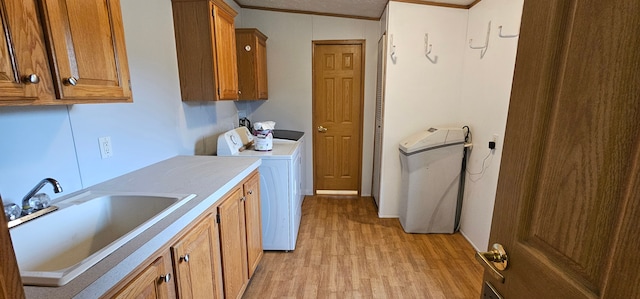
[
  {"x1": 111, "y1": 252, "x2": 175, "y2": 299},
  {"x1": 218, "y1": 187, "x2": 249, "y2": 299},
  {"x1": 104, "y1": 170, "x2": 262, "y2": 299},
  {"x1": 243, "y1": 172, "x2": 263, "y2": 278},
  {"x1": 171, "y1": 215, "x2": 223, "y2": 298}
]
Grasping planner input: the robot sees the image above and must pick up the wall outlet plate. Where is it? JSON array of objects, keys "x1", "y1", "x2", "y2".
[{"x1": 99, "y1": 137, "x2": 113, "y2": 159}]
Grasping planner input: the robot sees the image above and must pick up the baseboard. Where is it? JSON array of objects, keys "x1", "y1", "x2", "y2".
[{"x1": 459, "y1": 230, "x2": 481, "y2": 251}]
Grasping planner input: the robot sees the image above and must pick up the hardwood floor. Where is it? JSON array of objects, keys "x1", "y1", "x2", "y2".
[{"x1": 243, "y1": 196, "x2": 483, "y2": 298}]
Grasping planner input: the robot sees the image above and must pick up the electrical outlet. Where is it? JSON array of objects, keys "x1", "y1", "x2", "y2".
[
  {"x1": 99, "y1": 137, "x2": 113, "y2": 159},
  {"x1": 489, "y1": 134, "x2": 498, "y2": 150}
]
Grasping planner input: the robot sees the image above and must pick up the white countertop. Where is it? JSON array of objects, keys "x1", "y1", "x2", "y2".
[{"x1": 23, "y1": 155, "x2": 261, "y2": 299}]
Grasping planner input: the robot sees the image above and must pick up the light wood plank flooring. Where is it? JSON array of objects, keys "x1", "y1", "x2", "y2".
[{"x1": 243, "y1": 196, "x2": 483, "y2": 298}]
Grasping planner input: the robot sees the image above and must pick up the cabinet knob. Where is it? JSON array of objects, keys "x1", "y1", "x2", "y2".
[
  {"x1": 248, "y1": 190, "x2": 253, "y2": 195},
  {"x1": 241, "y1": 196, "x2": 246, "y2": 202},
  {"x1": 64, "y1": 77, "x2": 78, "y2": 86},
  {"x1": 180, "y1": 254, "x2": 190, "y2": 263},
  {"x1": 22, "y1": 74, "x2": 40, "y2": 84},
  {"x1": 159, "y1": 273, "x2": 171, "y2": 283},
  {"x1": 238, "y1": 90, "x2": 242, "y2": 95}
]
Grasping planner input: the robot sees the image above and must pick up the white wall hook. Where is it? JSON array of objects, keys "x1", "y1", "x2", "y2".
[
  {"x1": 425, "y1": 33, "x2": 438, "y2": 64},
  {"x1": 390, "y1": 34, "x2": 397, "y2": 63},
  {"x1": 469, "y1": 21, "x2": 491, "y2": 59},
  {"x1": 498, "y1": 25, "x2": 519, "y2": 38}
]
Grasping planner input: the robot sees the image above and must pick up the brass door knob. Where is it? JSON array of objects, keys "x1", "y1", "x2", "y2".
[
  {"x1": 317, "y1": 126, "x2": 328, "y2": 133},
  {"x1": 475, "y1": 243, "x2": 508, "y2": 283}
]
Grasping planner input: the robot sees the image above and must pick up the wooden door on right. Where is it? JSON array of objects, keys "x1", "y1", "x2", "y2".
[{"x1": 483, "y1": 1, "x2": 640, "y2": 298}]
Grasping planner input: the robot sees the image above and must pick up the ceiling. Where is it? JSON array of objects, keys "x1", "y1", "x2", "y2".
[{"x1": 233, "y1": 0, "x2": 478, "y2": 20}]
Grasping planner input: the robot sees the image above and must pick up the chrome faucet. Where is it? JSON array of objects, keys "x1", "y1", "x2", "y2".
[{"x1": 22, "y1": 178, "x2": 63, "y2": 212}]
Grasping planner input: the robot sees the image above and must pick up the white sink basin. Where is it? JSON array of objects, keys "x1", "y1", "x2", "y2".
[{"x1": 9, "y1": 191, "x2": 196, "y2": 286}]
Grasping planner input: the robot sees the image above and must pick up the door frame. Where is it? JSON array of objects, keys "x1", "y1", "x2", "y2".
[
  {"x1": 311, "y1": 40, "x2": 366, "y2": 195},
  {"x1": 372, "y1": 34, "x2": 387, "y2": 207}
]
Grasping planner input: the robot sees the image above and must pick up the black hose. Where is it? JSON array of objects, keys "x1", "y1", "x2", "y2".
[{"x1": 455, "y1": 126, "x2": 471, "y2": 232}]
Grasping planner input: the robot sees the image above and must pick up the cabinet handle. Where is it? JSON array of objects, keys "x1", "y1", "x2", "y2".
[
  {"x1": 64, "y1": 77, "x2": 78, "y2": 86},
  {"x1": 180, "y1": 254, "x2": 189, "y2": 263},
  {"x1": 241, "y1": 196, "x2": 246, "y2": 202},
  {"x1": 159, "y1": 273, "x2": 171, "y2": 283},
  {"x1": 22, "y1": 74, "x2": 40, "y2": 84},
  {"x1": 248, "y1": 190, "x2": 253, "y2": 195}
]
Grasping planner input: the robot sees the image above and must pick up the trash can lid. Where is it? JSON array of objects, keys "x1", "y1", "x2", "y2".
[{"x1": 399, "y1": 127, "x2": 464, "y2": 154}]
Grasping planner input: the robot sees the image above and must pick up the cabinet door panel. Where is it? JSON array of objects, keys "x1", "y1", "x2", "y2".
[
  {"x1": 244, "y1": 172, "x2": 263, "y2": 278},
  {"x1": 218, "y1": 188, "x2": 248, "y2": 299},
  {"x1": 112, "y1": 254, "x2": 173, "y2": 299},
  {"x1": 0, "y1": 0, "x2": 55, "y2": 103},
  {"x1": 235, "y1": 28, "x2": 267, "y2": 101},
  {"x1": 40, "y1": 0, "x2": 131, "y2": 100},
  {"x1": 256, "y1": 37, "x2": 268, "y2": 99},
  {"x1": 171, "y1": 216, "x2": 223, "y2": 299},
  {"x1": 212, "y1": 3, "x2": 238, "y2": 100}
]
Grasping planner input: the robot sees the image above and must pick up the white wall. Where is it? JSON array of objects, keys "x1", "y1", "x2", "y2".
[
  {"x1": 0, "y1": 0, "x2": 241, "y2": 206},
  {"x1": 235, "y1": 9, "x2": 379, "y2": 196},
  {"x1": 377, "y1": 2, "x2": 468, "y2": 217},
  {"x1": 458, "y1": 0, "x2": 524, "y2": 250}
]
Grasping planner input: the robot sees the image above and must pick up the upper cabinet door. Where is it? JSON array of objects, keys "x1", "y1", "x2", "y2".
[
  {"x1": 255, "y1": 36, "x2": 268, "y2": 99},
  {"x1": 0, "y1": 0, "x2": 55, "y2": 105},
  {"x1": 39, "y1": 0, "x2": 131, "y2": 102},
  {"x1": 236, "y1": 28, "x2": 268, "y2": 101},
  {"x1": 171, "y1": 0, "x2": 237, "y2": 101},
  {"x1": 212, "y1": 2, "x2": 238, "y2": 100}
]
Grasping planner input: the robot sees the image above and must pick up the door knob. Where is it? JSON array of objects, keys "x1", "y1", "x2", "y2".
[
  {"x1": 159, "y1": 273, "x2": 171, "y2": 283},
  {"x1": 317, "y1": 126, "x2": 328, "y2": 133},
  {"x1": 180, "y1": 254, "x2": 189, "y2": 263},
  {"x1": 475, "y1": 243, "x2": 508, "y2": 283},
  {"x1": 22, "y1": 74, "x2": 40, "y2": 84},
  {"x1": 64, "y1": 77, "x2": 78, "y2": 86}
]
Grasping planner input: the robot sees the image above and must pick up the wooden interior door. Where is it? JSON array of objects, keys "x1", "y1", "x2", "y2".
[
  {"x1": 481, "y1": 1, "x2": 640, "y2": 298},
  {"x1": 312, "y1": 41, "x2": 365, "y2": 195}
]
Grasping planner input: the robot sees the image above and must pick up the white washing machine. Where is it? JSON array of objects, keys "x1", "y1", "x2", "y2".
[{"x1": 217, "y1": 127, "x2": 304, "y2": 251}]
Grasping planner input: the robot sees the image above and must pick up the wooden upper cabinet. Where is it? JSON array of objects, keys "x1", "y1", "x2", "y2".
[
  {"x1": 0, "y1": 0, "x2": 55, "y2": 105},
  {"x1": 172, "y1": 0, "x2": 238, "y2": 101},
  {"x1": 39, "y1": 0, "x2": 132, "y2": 102},
  {"x1": 236, "y1": 28, "x2": 268, "y2": 100}
]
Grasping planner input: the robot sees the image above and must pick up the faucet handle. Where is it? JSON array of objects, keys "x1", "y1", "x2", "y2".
[
  {"x1": 4, "y1": 203, "x2": 21, "y2": 221},
  {"x1": 23, "y1": 193, "x2": 51, "y2": 213}
]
